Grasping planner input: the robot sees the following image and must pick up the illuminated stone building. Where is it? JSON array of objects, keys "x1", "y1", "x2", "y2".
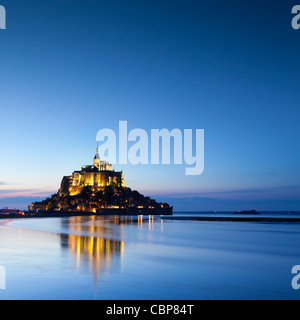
[
  {"x1": 29, "y1": 145, "x2": 172, "y2": 215},
  {"x1": 62, "y1": 145, "x2": 125, "y2": 196}
]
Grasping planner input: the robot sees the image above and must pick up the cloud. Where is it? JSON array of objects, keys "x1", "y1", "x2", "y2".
[
  {"x1": 0, "y1": 187, "x2": 56, "y2": 199},
  {"x1": 0, "y1": 189, "x2": 34, "y2": 194},
  {"x1": 0, "y1": 196, "x2": 46, "y2": 210}
]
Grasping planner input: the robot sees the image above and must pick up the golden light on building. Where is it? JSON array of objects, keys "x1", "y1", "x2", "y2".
[
  {"x1": 30, "y1": 144, "x2": 173, "y2": 215},
  {"x1": 62, "y1": 145, "x2": 125, "y2": 199}
]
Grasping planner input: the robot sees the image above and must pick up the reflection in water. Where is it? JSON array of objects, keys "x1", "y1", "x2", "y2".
[
  {"x1": 61, "y1": 233, "x2": 124, "y2": 280},
  {"x1": 3, "y1": 215, "x2": 300, "y2": 300},
  {"x1": 60, "y1": 215, "x2": 157, "y2": 231},
  {"x1": 60, "y1": 216, "x2": 126, "y2": 280},
  {"x1": 138, "y1": 215, "x2": 156, "y2": 229},
  {"x1": 59, "y1": 215, "x2": 158, "y2": 280},
  {"x1": 60, "y1": 215, "x2": 156, "y2": 229}
]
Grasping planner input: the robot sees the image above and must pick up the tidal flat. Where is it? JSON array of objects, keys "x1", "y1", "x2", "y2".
[{"x1": 0, "y1": 214, "x2": 300, "y2": 300}]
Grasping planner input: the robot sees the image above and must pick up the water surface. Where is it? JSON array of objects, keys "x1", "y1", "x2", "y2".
[{"x1": 0, "y1": 214, "x2": 300, "y2": 300}]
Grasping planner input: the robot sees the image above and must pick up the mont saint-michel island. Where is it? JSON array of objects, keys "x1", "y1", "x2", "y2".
[{"x1": 27, "y1": 145, "x2": 173, "y2": 217}]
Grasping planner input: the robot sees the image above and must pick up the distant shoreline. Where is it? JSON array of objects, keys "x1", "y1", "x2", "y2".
[
  {"x1": 1, "y1": 212, "x2": 300, "y2": 223},
  {"x1": 0, "y1": 208, "x2": 172, "y2": 219},
  {"x1": 161, "y1": 216, "x2": 300, "y2": 223}
]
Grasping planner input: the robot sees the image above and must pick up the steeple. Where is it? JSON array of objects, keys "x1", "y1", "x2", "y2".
[
  {"x1": 94, "y1": 142, "x2": 100, "y2": 159},
  {"x1": 94, "y1": 143, "x2": 101, "y2": 169}
]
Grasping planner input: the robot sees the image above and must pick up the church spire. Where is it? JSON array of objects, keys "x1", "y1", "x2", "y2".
[
  {"x1": 94, "y1": 142, "x2": 100, "y2": 160},
  {"x1": 94, "y1": 143, "x2": 101, "y2": 170}
]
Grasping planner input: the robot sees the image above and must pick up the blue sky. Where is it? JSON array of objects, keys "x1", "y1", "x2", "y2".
[{"x1": 0, "y1": 0, "x2": 300, "y2": 210}]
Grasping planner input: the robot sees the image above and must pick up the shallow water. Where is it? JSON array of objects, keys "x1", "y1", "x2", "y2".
[{"x1": 0, "y1": 215, "x2": 300, "y2": 300}]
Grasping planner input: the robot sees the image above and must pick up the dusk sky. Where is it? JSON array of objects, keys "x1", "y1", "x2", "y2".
[{"x1": 1, "y1": 0, "x2": 300, "y2": 211}]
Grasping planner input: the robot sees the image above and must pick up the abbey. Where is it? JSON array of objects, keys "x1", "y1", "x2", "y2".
[
  {"x1": 62, "y1": 144, "x2": 125, "y2": 197},
  {"x1": 29, "y1": 145, "x2": 172, "y2": 215}
]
